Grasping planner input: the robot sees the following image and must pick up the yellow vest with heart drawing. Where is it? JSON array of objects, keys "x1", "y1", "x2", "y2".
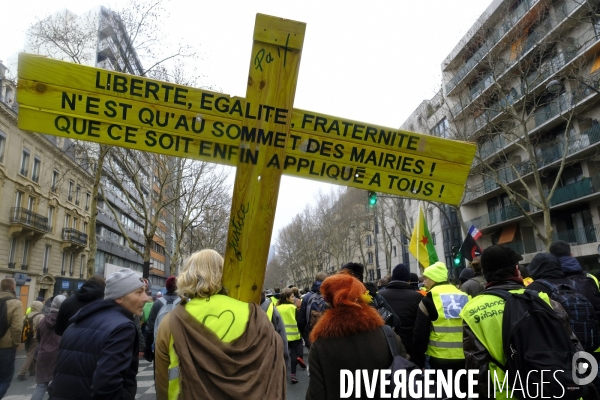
[{"x1": 166, "y1": 294, "x2": 250, "y2": 400}]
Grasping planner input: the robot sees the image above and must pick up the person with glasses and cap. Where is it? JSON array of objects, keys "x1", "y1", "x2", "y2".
[{"x1": 49, "y1": 269, "x2": 150, "y2": 400}]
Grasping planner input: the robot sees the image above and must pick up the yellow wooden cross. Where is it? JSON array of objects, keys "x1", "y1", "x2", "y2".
[{"x1": 16, "y1": 14, "x2": 476, "y2": 304}]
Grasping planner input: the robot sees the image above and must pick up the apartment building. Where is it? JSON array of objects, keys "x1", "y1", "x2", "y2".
[
  {"x1": 0, "y1": 63, "x2": 92, "y2": 307},
  {"x1": 9, "y1": 6, "x2": 172, "y2": 289},
  {"x1": 402, "y1": 0, "x2": 600, "y2": 271}
]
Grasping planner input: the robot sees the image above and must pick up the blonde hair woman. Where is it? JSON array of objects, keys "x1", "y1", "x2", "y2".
[{"x1": 155, "y1": 250, "x2": 286, "y2": 400}]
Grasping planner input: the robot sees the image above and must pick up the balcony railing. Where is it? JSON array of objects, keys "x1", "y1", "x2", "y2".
[
  {"x1": 8, "y1": 262, "x2": 15, "y2": 269},
  {"x1": 446, "y1": 0, "x2": 539, "y2": 93},
  {"x1": 466, "y1": 202, "x2": 531, "y2": 228},
  {"x1": 534, "y1": 93, "x2": 569, "y2": 127},
  {"x1": 502, "y1": 224, "x2": 600, "y2": 254},
  {"x1": 21, "y1": 264, "x2": 28, "y2": 271},
  {"x1": 10, "y1": 207, "x2": 50, "y2": 232},
  {"x1": 62, "y1": 228, "x2": 88, "y2": 246}
]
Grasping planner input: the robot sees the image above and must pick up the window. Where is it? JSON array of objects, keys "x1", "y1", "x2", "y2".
[
  {"x1": 80, "y1": 255, "x2": 85, "y2": 278},
  {"x1": 32, "y1": 157, "x2": 41, "y2": 183},
  {"x1": 47, "y1": 206, "x2": 55, "y2": 232},
  {"x1": 27, "y1": 196, "x2": 35, "y2": 211},
  {"x1": 430, "y1": 117, "x2": 450, "y2": 138},
  {"x1": 22, "y1": 240, "x2": 30, "y2": 268},
  {"x1": 83, "y1": 222, "x2": 88, "y2": 234},
  {"x1": 73, "y1": 217, "x2": 78, "y2": 230},
  {"x1": 43, "y1": 245, "x2": 51, "y2": 273},
  {"x1": 61, "y1": 251, "x2": 67, "y2": 275},
  {"x1": 86, "y1": 192, "x2": 91, "y2": 210},
  {"x1": 64, "y1": 214, "x2": 71, "y2": 230},
  {"x1": 75, "y1": 185, "x2": 81, "y2": 205},
  {"x1": 68, "y1": 181, "x2": 74, "y2": 201},
  {"x1": 152, "y1": 241, "x2": 166, "y2": 255},
  {"x1": 51, "y1": 170, "x2": 59, "y2": 193},
  {"x1": 8, "y1": 237, "x2": 17, "y2": 268},
  {"x1": 69, "y1": 252, "x2": 74, "y2": 276},
  {"x1": 0, "y1": 130, "x2": 6, "y2": 164},
  {"x1": 14, "y1": 191, "x2": 23, "y2": 208},
  {"x1": 432, "y1": 231, "x2": 437, "y2": 245},
  {"x1": 367, "y1": 252, "x2": 374, "y2": 264},
  {"x1": 20, "y1": 148, "x2": 30, "y2": 176},
  {"x1": 366, "y1": 235, "x2": 372, "y2": 247},
  {"x1": 393, "y1": 246, "x2": 397, "y2": 257}
]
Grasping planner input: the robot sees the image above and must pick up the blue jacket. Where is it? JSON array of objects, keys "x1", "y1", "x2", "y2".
[{"x1": 49, "y1": 299, "x2": 139, "y2": 400}]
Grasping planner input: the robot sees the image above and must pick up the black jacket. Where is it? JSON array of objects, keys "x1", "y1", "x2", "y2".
[
  {"x1": 527, "y1": 253, "x2": 572, "y2": 296},
  {"x1": 49, "y1": 299, "x2": 139, "y2": 400},
  {"x1": 559, "y1": 256, "x2": 600, "y2": 319},
  {"x1": 54, "y1": 281, "x2": 104, "y2": 336},
  {"x1": 144, "y1": 292, "x2": 179, "y2": 357},
  {"x1": 297, "y1": 280, "x2": 323, "y2": 346},
  {"x1": 379, "y1": 281, "x2": 423, "y2": 357}
]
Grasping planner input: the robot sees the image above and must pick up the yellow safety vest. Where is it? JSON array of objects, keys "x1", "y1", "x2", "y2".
[
  {"x1": 167, "y1": 294, "x2": 250, "y2": 400},
  {"x1": 460, "y1": 289, "x2": 552, "y2": 400},
  {"x1": 426, "y1": 284, "x2": 470, "y2": 360},
  {"x1": 277, "y1": 303, "x2": 301, "y2": 341},
  {"x1": 588, "y1": 273, "x2": 599, "y2": 289},
  {"x1": 266, "y1": 299, "x2": 275, "y2": 321}
]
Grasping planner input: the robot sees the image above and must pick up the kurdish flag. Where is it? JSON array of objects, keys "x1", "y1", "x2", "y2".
[{"x1": 409, "y1": 206, "x2": 439, "y2": 268}]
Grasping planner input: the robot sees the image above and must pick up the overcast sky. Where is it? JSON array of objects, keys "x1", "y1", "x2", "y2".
[{"x1": 1, "y1": 0, "x2": 491, "y2": 245}]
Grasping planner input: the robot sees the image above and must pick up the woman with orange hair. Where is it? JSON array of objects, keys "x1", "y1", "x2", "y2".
[{"x1": 306, "y1": 273, "x2": 406, "y2": 399}]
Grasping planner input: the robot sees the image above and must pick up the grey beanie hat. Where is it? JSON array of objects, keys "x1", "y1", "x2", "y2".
[
  {"x1": 104, "y1": 268, "x2": 146, "y2": 300},
  {"x1": 51, "y1": 295, "x2": 66, "y2": 310}
]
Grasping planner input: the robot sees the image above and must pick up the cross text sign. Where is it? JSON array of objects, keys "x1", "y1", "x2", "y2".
[{"x1": 17, "y1": 15, "x2": 476, "y2": 303}]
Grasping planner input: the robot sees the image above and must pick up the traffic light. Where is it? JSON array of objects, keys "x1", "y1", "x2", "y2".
[
  {"x1": 368, "y1": 191, "x2": 377, "y2": 207},
  {"x1": 451, "y1": 245, "x2": 462, "y2": 267}
]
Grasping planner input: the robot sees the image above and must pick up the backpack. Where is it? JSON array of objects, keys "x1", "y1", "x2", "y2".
[
  {"x1": 536, "y1": 279, "x2": 600, "y2": 352},
  {"x1": 371, "y1": 293, "x2": 397, "y2": 328},
  {"x1": 305, "y1": 292, "x2": 326, "y2": 330},
  {"x1": 21, "y1": 312, "x2": 40, "y2": 344},
  {"x1": 0, "y1": 298, "x2": 9, "y2": 338},
  {"x1": 486, "y1": 289, "x2": 587, "y2": 400},
  {"x1": 381, "y1": 325, "x2": 422, "y2": 399},
  {"x1": 153, "y1": 296, "x2": 181, "y2": 347}
]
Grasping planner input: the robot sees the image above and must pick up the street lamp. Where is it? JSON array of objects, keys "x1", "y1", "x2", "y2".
[{"x1": 546, "y1": 77, "x2": 600, "y2": 95}]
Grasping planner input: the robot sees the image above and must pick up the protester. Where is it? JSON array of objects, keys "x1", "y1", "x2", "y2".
[
  {"x1": 144, "y1": 276, "x2": 178, "y2": 361},
  {"x1": 340, "y1": 262, "x2": 400, "y2": 332},
  {"x1": 379, "y1": 263, "x2": 423, "y2": 359},
  {"x1": 297, "y1": 272, "x2": 328, "y2": 350},
  {"x1": 154, "y1": 249, "x2": 285, "y2": 400},
  {"x1": 260, "y1": 290, "x2": 290, "y2": 373},
  {"x1": 31, "y1": 295, "x2": 66, "y2": 400},
  {"x1": 412, "y1": 260, "x2": 469, "y2": 395},
  {"x1": 49, "y1": 268, "x2": 149, "y2": 399},
  {"x1": 54, "y1": 274, "x2": 105, "y2": 335},
  {"x1": 277, "y1": 288, "x2": 304, "y2": 383},
  {"x1": 519, "y1": 265, "x2": 534, "y2": 286},
  {"x1": 460, "y1": 256, "x2": 486, "y2": 297},
  {"x1": 377, "y1": 276, "x2": 390, "y2": 290},
  {"x1": 16, "y1": 300, "x2": 44, "y2": 381},
  {"x1": 306, "y1": 273, "x2": 406, "y2": 400},
  {"x1": 458, "y1": 267, "x2": 474, "y2": 288},
  {"x1": 0, "y1": 278, "x2": 24, "y2": 398},
  {"x1": 461, "y1": 245, "x2": 585, "y2": 399}
]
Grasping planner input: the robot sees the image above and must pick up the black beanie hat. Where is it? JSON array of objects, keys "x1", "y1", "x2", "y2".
[
  {"x1": 481, "y1": 245, "x2": 523, "y2": 275},
  {"x1": 392, "y1": 264, "x2": 411, "y2": 282},
  {"x1": 341, "y1": 262, "x2": 364, "y2": 282}
]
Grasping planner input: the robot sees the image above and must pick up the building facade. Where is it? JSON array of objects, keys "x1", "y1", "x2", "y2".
[
  {"x1": 401, "y1": 0, "x2": 600, "y2": 272},
  {"x1": 0, "y1": 63, "x2": 92, "y2": 308}
]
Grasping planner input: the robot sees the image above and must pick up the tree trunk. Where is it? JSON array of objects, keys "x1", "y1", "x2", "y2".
[{"x1": 86, "y1": 145, "x2": 108, "y2": 278}]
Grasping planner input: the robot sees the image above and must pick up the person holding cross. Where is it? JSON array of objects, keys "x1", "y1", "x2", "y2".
[{"x1": 154, "y1": 249, "x2": 286, "y2": 400}]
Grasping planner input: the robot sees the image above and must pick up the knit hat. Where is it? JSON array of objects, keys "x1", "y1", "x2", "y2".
[
  {"x1": 481, "y1": 245, "x2": 523, "y2": 275},
  {"x1": 340, "y1": 262, "x2": 365, "y2": 282},
  {"x1": 422, "y1": 262, "x2": 449, "y2": 283},
  {"x1": 104, "y1": 268, "x2": 146, "y2": 300},
  {"x1": 51, "y1": 295, "x2": 66, "y2": 310},
  {"x1": 391, "y1": 264, "x2": 411, "y2": 282},
  {"x1": 36, "y1": 296, "x2": 44, "y2": 302},
  {"x1": 409, "y1": 273, "x2": 419, "y2": 283},
  {"x1": 165, "y1": 276, "x2": 177, "y2": 293},
  {"x1": 459, "y1": 268, "x2": 475, "y2": 283}
]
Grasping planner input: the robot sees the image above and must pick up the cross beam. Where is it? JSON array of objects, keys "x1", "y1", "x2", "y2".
[{"x1": 16, "y1": 14, "x2": 477, "y2": 304}]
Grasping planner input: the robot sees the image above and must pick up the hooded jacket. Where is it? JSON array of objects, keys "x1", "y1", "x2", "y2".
[
  {"x1": 54, "y1": 281, "x2": 105, "y2": 335},
  {"x1": 557, "y1": 256, "x2": 600, "y2": 318},
  {"x1": 35, "y1": 308, "x2": 61, "y2": 383},
  {"x1": 379, "y1": 280, "x2": 423, "y2": 357},
  {"x1": 144, "y1": 291, "x2": 179, "y2": 357},
  {"x1": 0, "y1": 290, "x2": 23, "y2": 348},
  {"x1": 297, "y1": 279, "x2": 323, "y2": 344},
  {"x1": 49, "y1": 299, "x2": 139, "y2": 400},
  {"x1": 527, "y1": 253, "x2": 571, "y2": 296}
]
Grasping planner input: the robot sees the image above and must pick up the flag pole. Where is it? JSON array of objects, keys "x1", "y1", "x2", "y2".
[{"x1": 417, "y1": 203, "x2": 421, "y2": 269}]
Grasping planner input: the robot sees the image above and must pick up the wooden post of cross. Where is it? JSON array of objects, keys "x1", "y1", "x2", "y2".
[{"x1": 222, "y1": 15, "x2": 306, "y2": 304}]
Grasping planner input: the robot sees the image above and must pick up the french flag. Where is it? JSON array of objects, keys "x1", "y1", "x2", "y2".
[{"x1": 468, "y1": 225, "x2": 482, "y2": 240}]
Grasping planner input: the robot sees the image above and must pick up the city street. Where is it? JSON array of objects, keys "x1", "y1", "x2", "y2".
[{"x1": 3, "y1": 346, "x2": 310, "y2": 399}]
